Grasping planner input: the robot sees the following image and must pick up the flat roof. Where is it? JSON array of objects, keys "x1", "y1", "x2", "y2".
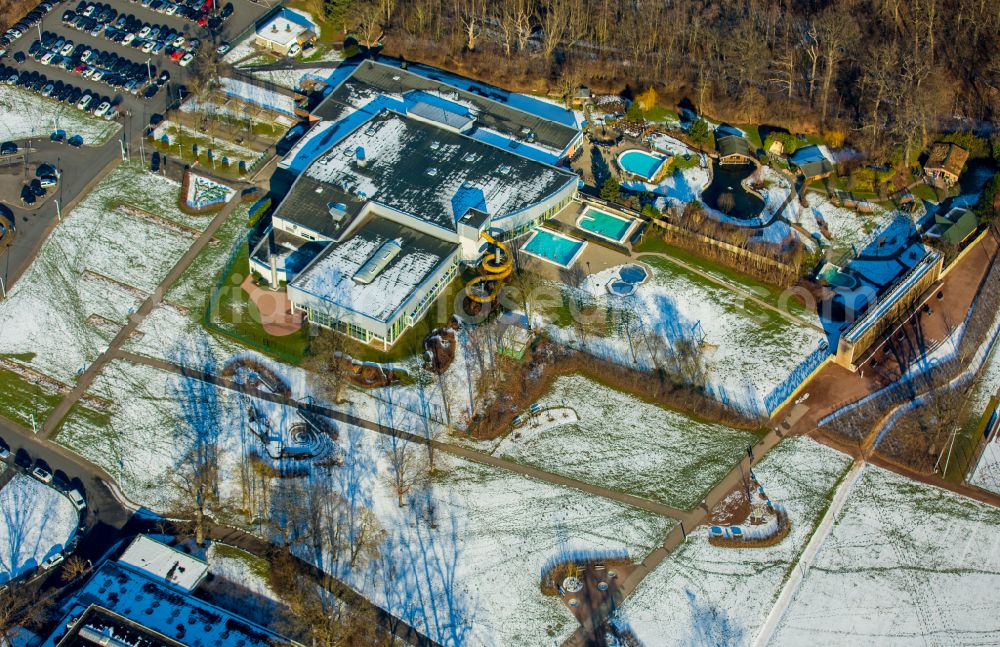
[
  {"x1": 118, "y1": 536, "x2": 208, "y2": 592},
  {"x1": 256, "y1": 9, "x2": 314, "y2": 47},
  {"x1": 43, "y1": 560, "x2": 297, "y2": 647},
  {"x1": 290, "y1": 216, "x2": 457, "y2": 322},
  {"x1": 315, "y1": 59, "x2": 580, "y2": 153},
  {"x1": 284, "y1": 111, "x2": 573, "y2": 233}
]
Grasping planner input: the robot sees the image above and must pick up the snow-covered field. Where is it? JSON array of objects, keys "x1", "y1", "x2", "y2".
[
  {"x1": 0, "y1": 85, "x2": 121, "y2": 144},
  {"x1": 615, "y1": 437, "x2": 852, "y2": 645},
  {"x1": 494, "y1": 374, "x2": 759, "y2": 509},
  {"x1": 0, "y1": 165, "x2": 199, "y2": 384},
  {"x1": 771, "y1": 465, "x2": 1000, "y2": 645},
  {"x1": 793, "y1": 193, "x2": 895, "y2": 255},
  {"x1": 57, "y1": 355, "x2": 673, "y2": 647},
  {"x1": 0, "y1": 474, "x2": 79, "y2": 583},
  {"x1": 541, "y1": 262, "x2": 827, "y2": 415}
]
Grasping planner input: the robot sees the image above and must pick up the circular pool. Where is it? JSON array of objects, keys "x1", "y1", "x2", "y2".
[{"x1": 605, "y1": 263, "x2": 650, "y2": 297}]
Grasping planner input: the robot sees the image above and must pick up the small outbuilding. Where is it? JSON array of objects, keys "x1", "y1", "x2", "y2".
[
  {"x1": 716, "y1": 134, "x2": 754, "y2": 165},
  {"x1": 926, "y1": 206, "x2": 978, "y2": 247},
  {"x1": 790, "y1": 144, "x2": 835, "y2": 181},
  {"x1": 255, "y1": 9, "x2": 317, "y2": 56},
  {"x1": 924, "y1": 143, "x2": 969, "y2": 189}
]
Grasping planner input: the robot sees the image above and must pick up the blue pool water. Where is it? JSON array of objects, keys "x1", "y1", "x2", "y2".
[
  {"x1": 578, "y1": 208, "x2": 633, "y2": 241},
  {"x1": 619, "y1": 264, "x2": 648, "y2": 283},
  {"x1": 523, "y1": 229, "x2": 585, "y2": 267},
  {"x1": 618, "y1": 149, "x2": 666, "y2": 181}
]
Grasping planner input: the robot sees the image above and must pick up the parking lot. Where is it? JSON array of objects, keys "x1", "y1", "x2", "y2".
[{"x1": 3, "y1": 0, "x2": 273, "y2": 123}]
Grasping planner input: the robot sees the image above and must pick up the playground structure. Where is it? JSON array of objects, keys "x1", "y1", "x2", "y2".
[
  {"x1": 708, "y1": 471, "x2": 789, "y2": 547},
  {"x1": 465, "y1": 232, "x2": 513, "y2": 304}
]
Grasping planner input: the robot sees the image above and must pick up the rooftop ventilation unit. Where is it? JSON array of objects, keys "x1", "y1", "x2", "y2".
[
  {"x1": 327, "y1": 201, "x2": 347, "y2": 223},
  {"x1": 353, "y1": 239, "x2": 403, "y2": 284},
  {"x1": 355, "y1": 146, "x2": 366, "y2": 168},
  {"x1": 426, "y1": 167, "x2": 438, "y2": 176},
  {"x1": 430, "y1": 141, "x2": 441, "y2": 150}
]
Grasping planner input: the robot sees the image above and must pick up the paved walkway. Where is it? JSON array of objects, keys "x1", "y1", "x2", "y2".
[{"x1": 40, "y1": 195, "x2": 243, "y2": 438}]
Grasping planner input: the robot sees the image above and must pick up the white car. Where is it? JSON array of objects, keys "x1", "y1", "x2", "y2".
[
  {"x1": 138, "y1": 25, "x2": 151, "y2": 38},
  {"x1": 40, "y1": 52, "x2": 54, "y2": 65},
  {"x1": 179, "y1": 52, "x2": 193, "y2": 66},
  {"x1": 41, "y1": 553, "x2": 64, "y2": 570},
  {"x1": 90, "y1": 70, "x2": 104, "y2": 81},
  {"x1": 31, "y1": 465, "x2": 53, "y2": 484},
  {"x1": 141, "y1": 40, "x2": 154, "y2": 53},
  {"x1": 165, "y1": 3, "x2": 177, "y2": 14},
  {"x1": 171, "y1": 35, "x2": 184, "y2": 47},
  {"x1": 66, "y1": 489, "x2": 86, "y2": 511},
  {"x1": 60, "y1": 42, "x2": 74, "y2": 56},
  {"x1": 0, "y1": 445, "x2": 9, "y2": 462},
  {"x1": 216, "y1": 42, "x2": 230, "y2": 55},
  {"x1": 287, "y1": 43, "x2": 301, "y2": 57},
  {"x1": 122, "y1": 32, "x2": 135, "y2": 45},
  {"x1": 77, "y1": 94, "x2": 92, "y2": 110},
  {"x1": 94, "y1": 101, "x2": 110, "y2": 117}
]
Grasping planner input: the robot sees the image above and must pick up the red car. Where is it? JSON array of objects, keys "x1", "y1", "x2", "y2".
[
  {"x1": 197, "y1": 15, "x2": 208, "y2": 26},
  {"x1": 74, "y1": 63, "x2": 87, "y2": 73},
  {"x1": 170, "y1": 49, "x2": 183, "y2": 60}
]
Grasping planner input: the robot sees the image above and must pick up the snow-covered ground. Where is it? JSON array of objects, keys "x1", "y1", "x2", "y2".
[
  {"x1": 540, "y1": 262, "x2": 827, "y2": 415},
  {"x1": 0, "y1": 85, "x2": 121, "y2": 144},
  {"x1": 249, "y1": 66, "x2": 342, "y2": 90},
  {"x1": 969, "y1": 343, "x2": 1000, "y2": 495},
  {"x1": 57, "y1": 356, "x2": 673, "y2": 647},
  {"x1": 624, "y1": 158, "x2": 709, "y2": 204},
  {"x1": 794, "y1": 193, "x2": 896, "y2": 255},
  {"x1": 614, "y1": 437, "x2": 852, "y2": 645},
  {"x1": 0, "y1": 474, "x2": 79, "y2": 583},
  {"x1": 153, "y1": 121, "x2": 265, "y2": 167},
  {"x1": 771, "y1": 465, "x2": 1000, "y2": 645},
  {"x1": 0, "y1": 165, "x2": 199, "y2": 383},
  {"x1": 493, "y1": 374, "x2": 758, "y2": 509}
]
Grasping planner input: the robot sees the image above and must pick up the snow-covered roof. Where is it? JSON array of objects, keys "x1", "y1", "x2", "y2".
[
  {"x1": 289, "y1": 216, "x2": 457, "y2": 322},
  {"x1": 286, "y1": 111, "x2": 574, "y2": 233},
  {"x1": 118, "y1": 535, "x2": 208, "y2": 592},
  {"x1": 315, "y1": 59, "x2": 580, "y2": 154},
  {"x1": 219, "y1": 77, "x2": 297, "y2": 116},
  {"x1": 42, "y1": 560, "x2": 299, "y2": 647},
  {"x1": 256, "y1": 9, "x2": 315, "y2": 47}
]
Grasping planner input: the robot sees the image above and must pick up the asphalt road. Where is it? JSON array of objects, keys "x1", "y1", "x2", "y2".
[{"x1": 0, "y1": 134, "x2": 124, "y2": 291}]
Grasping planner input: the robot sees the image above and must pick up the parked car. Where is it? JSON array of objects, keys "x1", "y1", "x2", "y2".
[
  {"x1": 68, "y1": 134, "x2": 83, "y2": 147},
  {"x1": 0, "y1": 141, "x2": 17, "y2": 155},
  {"x1": 41, "y1": 552, "x2": 64, "y2": 570},
  {"x1": 0, "y1": 444, "x2": 9, "y2": 463},
  {"x1": 31, "y1": 464, "x2": 53, "y2": 484},
  {"x1": 179, "y1": 51, "x2": 193, "y2": 66},
  {"x1": 66, "y1": 488, "x2": 86, "y2": 511},
  {"x1": 94, "y1": 100, "x2": 110, "y2": 117},
  {"x1": 50, "y1": 129, "x2": 66, "y2": 143}
]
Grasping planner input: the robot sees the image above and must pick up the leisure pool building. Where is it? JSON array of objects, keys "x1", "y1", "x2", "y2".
[{"x1": 251, "y1": 58, "x2": 582, "y2": 348}]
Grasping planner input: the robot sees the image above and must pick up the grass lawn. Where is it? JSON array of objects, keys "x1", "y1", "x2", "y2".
[
  {"x1": 167, "y1": 204, "x2": 251, "y2": 313},
  {"x1": 643, "y1": 105, "x2": 680, "y2": 124},
  {"x1": 206, "y1": 245, "x2": 311, "y2": 364},
  {"x1": 0, "y1": 365, "x2": 64, "y2": 430},
  {"x1": 633, "y1": 235, "x2": 814, "y2": 319}
]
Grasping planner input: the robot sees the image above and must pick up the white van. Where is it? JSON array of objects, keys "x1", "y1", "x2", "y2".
[{"x1": 66, "y1": 488, "x2": 86, "y2": 511}]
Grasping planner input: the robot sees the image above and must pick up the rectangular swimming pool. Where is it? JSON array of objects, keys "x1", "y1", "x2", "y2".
[
  {"x1": 577, "y1": 207, "x2": 636, "y2": 242},
  {"x1": 522, "y1": 228, "x2": 587, "y2": 268}
]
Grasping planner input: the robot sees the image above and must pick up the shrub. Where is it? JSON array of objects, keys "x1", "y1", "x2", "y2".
[
  {"x1": 823, "y1": 129, "x2": 846, "y2": 149},
  {"x1": 600, "y1": 177, "x2": 621, "y2": 202},
  {"x1": 248, "y1": 197, "x2": 272, "y2": 227},
  {"x1": 688, "y1": 118, "x2": 711, "y2": 145},
  {"x1": 938, "y1": 131, "x2": 989, "y2": 159},
  {"x1": 636, "y1": 86, "x2": 658, "y2": 111}
]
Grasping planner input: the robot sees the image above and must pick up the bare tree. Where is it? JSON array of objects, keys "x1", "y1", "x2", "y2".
[
  {"x1": 304, "y1": 326, "x2": 352, "y2": 405},
  {"x1": 0, "y1": 584, "x2": 51, "y2": 640}
]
